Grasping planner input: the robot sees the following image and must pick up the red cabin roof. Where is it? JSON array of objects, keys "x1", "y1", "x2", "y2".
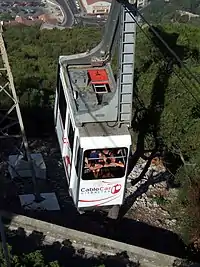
[{"x1": 88, "y1": 69, "x2": 109, "y2": 84}]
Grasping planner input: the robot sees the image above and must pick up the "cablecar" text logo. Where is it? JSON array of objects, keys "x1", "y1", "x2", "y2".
[{"x1": 80, "y1": 184, "x2": 122, "y2": 195}]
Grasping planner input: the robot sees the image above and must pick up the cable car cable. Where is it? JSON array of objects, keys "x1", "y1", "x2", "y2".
[
  {"x1": 121, "y1": 1, "x2": 200, "y2": 97},
  {"x1": 126, "y1": 12, "x2": 200, "y2": 106},
  {"x1": 133, "y1": 5, "x2": 200, "y2": 89},
  {"x1": 172, "y1": 68, "x2": 200, "y2": 107}
]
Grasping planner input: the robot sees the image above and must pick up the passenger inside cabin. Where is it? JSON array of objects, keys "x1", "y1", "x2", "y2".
[
  {"x1": 89, "y1": 150, "x2": 100, "y2": 163},
  {"x1": 96, "y1": 153, "x2": 104, "y2": 165},
  {"x1": 102, "y1": 149, "x2": 111, "y2": 158},
  {"x1": 84, "y1": 151, "x2": 102, "y2": 178},
  {"x1": 101, "y1": 167, "x2": 114, "y2": 178},
  {"x1": 87, "y1": 160, "x2": 101, "y2": 178},
  {"x1": 85, "y1": 150, "x2": 98, "y2": 165},
  {"x1": 83, "y1": 148, "x2": 126, "y2": 179},
  {"x1": 108, "y1": 151, "x2": 124, "y2": 167}
]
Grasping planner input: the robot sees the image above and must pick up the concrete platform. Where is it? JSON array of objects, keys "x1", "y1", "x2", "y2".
[
  {"x1": 8, "y1": 153, "x2": 46, "y2": 180},
  {"x1": 2, "y1": 210, "x2": 194, "y2": 267},
  {"x1": 19, "y1": 192, "x2": 60, "y2": 211}
]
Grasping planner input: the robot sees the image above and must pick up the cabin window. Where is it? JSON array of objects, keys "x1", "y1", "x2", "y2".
[
  {"x1": 75, "y1": 139, "x2": 82, "y2": 176},
  {"x1": 58, "y1": 78, "x2": 67, "y2": 128},
  {"x1": 82, "y1": 147, "x2": 128, "y2": 180},
  {"x1": 68, "y1": 119, "x2": 74, "y2": 152},
  {"x1": 55, "y1": 66, "x2": 60, "y2": 123}
]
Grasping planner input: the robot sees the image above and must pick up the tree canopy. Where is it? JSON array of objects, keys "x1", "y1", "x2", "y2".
[
  {"x1": 142, "y1": 0, "x2": 200, "y2": 25},
  {"x1": 134, "y1": 23, "x2": 200, "y2": 244},
  {"x1": 134, "y1": 23, "x2": 200, "y2": 159},
  {"x1": 3, "y1": 25, "x2": 101, "y2": 108}
]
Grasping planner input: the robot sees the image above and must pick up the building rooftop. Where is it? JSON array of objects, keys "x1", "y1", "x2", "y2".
[{"x1": 85, "y1": 0, "x2": 111, "y2": 5}]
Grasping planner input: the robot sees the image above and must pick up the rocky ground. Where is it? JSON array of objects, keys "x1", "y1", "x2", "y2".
[
  {"x1": 125, "y1": 157, "x2": 178, "y2": 233},
  {"x1": 30, "y1": 138, "x2": 179, "y2": 231}
]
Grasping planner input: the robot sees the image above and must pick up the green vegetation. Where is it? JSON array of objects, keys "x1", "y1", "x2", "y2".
[
  {"x1": 0, "y1": 246, "x2": 60, "y2": 267},
  {"x1": 134, "y1": 23, "x2": 200, "y2": 246},
  {"x1": 135, "y1": 23, "x2": 200, "y2": 160},
  {"x1": 3, "y1": 25, "x2": 101, "y2": 108},
  {"x1": 142, "y1": 0, "x2": 200, "y2": 25},
  {"x1": 0, "y1": 13, "x2": 13, "y2": 21},
  {"x1": 151, "y1": 195, "x2": 169, "y2": 206},
  {"x1": 2, "y1": 22, "x2": 200, "y2": 250},
  {"x1": 2, "y1": 25, "x2": 102, "y2": 137},
  {"x1": 0, "y1": 228, "x2": 139, "y2": 267}
]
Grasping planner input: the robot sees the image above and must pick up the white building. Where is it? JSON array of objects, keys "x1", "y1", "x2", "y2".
[
  {"x1": 81, "y1": 0, "x2": 111, "y2": 15},
  {"x1": 137, "y1": 0, "x2": 149, "y2": 8}
]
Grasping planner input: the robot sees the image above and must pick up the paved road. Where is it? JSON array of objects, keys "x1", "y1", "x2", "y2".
[
  {"x1": 68, "y1": 0, "x2": 79, "y2": 15},
  {"x1": 53, "y1": 0, "x2": 108, "y2": 27},
  {"x1": 55, "y1": 0, "x2": 148, "y2": 28},
  {"x1": 79, "y1": 16, "x2": 107, "y2": 26},
  {"x1": 56, "y1": 0, "x2": 74, "y2": 27}
]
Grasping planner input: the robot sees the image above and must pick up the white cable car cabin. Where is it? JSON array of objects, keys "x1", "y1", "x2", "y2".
[{"x1": 54, "y1": 0, "x2": 137, "y2": 215}]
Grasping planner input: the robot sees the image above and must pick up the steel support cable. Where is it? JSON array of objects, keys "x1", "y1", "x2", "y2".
[
  {"x1": 172, "y1": 68, "x2": 200, "y2": 106},
  {"x1": 126, "y1": 16, "x2": 200, "y2": 164},
  {"x1": 123, "y1": 7, "x2": 200, "y2": 106},
  {"x1": 121, "y1": 5, "x2": 200, "y2": 162},
  {"x1": 120, "y1": 1, "x2": 200, "y2": 97},
  {"x1": 136, "y1": 35, "x2": 200, "y2": 166},
  {"x1": 136, "y1": 9, "x2": 200, "y2": 90},
  {"x1": 138, "y1": 23, "x2": 200, "y2": 105}
]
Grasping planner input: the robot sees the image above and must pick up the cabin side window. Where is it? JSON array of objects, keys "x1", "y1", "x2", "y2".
[
  {"x1": 55, "y1": 66, "x2": 60, "y2": 124},
  {"x1": 82, "y1": 147, "x2": 128, "y2": 180},
  {"x1": 58, "y1": 78, "x2": 67, "y2": 128},
  {"x1": 68, "y1": 119, "x2": 74, "y2": 152},
  {"x1": 75, "y1": 138, "x2": 82, "y2": 177}
]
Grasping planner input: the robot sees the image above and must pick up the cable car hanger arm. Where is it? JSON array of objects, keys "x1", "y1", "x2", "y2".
[
  {"x1": 94, "y1": 0, "x2": 138, "y2": 62},
  {"x1": 59, "y1": 0, "x2": 138, "y2": 66}
]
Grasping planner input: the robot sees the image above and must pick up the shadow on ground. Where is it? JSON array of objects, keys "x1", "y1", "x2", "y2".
[
  {"x1": 1, "y1": 208, "x2": 196, "y2": 262},
  {"x1": 0, "y1": 136, "x2": 199, "y2": 263}
]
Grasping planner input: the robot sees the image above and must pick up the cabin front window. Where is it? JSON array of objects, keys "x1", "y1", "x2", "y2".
[{"x1": 82, "y1": 148, "x2": 128, "y2": 180}]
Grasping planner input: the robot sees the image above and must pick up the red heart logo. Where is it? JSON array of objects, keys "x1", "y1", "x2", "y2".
[{"x1": 111, "y1": 184, "x2": 122, "y2": 194}]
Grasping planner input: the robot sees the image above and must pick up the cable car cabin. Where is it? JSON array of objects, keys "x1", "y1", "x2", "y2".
[
  {"x1": 54, "y1": 64, "x2": 132, "y2": 211},
  {"x1": 55, "y1": 120, "x2": 131, "y2": 211},
  {"x1": 79, "y1": 124, "x2": 131, "y2": 210},
  {"x1": 53, "y1": 0, "x2": 137, "y2": 214}
]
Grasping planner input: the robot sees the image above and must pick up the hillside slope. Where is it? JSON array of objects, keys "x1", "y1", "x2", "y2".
[
  {"x1": 143, "y1": 0, "x2": 200, "y2": 25},
  {"x1": 3, "y1": 23, "x2": 200, "y2": 248}
]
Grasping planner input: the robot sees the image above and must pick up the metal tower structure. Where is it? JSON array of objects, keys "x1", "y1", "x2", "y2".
[
  {"x1": 0, "y1": 24, "x2": 48, "y2": 206},
  {"x1": 0, "y1": 23, "x2": 41, "y2": 200},
  {"x1": 0, "y1": 24, "x2": 23, "y2": 141}
]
